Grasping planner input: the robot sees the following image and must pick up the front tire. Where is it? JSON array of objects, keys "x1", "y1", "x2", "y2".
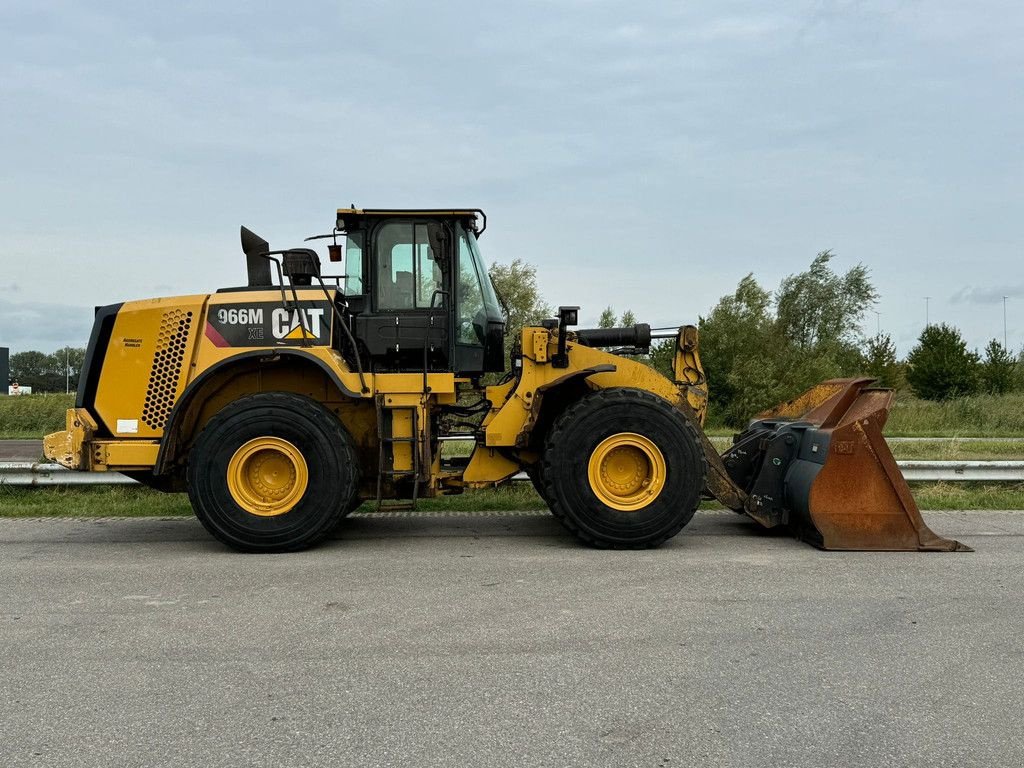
[
  {"x1": 186, "y1": 392, "x2": 359, "y2": 552},
  {"x1": 541, "y1": 388, "x2": 706, "y2": 549}
]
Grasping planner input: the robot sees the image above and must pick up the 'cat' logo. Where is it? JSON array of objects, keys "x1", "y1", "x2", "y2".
[{"x1": 272, "y1": 307, "x2": 325, "y2": 340}]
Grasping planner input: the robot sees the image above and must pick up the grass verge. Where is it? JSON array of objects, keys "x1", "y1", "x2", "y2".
[
  {"x1": 886, "y1": 393, "x2": 1024, "y2": 437},
  {"x1": 706, "y1": 436, "x2": 1024, "y2": 461},
  {"x1": 1, "y1": 482, "x2": 1022, "y2": 518},
  {"x1": 0, "y1": 394, "x2": 75, "y2": 439}
]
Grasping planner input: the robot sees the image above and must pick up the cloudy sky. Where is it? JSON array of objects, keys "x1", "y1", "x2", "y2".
[{"x1": 0, "y1": 1, "x2": 1021, "y2": 355}]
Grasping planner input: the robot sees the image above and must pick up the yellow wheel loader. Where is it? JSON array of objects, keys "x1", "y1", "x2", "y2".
[{"x1": 44, "y1": 208, "x2": 968, "y2": 553}]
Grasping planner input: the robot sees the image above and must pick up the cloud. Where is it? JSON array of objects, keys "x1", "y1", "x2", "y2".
[
  {"x1": 0, "y1": 300, "x2": 95, "y2": 353},
  {"x1": 949, "y1": 284, "x2": 1024, "y2": 304}
]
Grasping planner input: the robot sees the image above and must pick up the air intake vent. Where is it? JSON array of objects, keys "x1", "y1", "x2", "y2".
[{"x1": 141, "y1": 310, "x2": 194, "y2": 430}]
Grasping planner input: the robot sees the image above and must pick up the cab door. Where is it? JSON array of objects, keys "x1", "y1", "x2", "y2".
[{"x1": 353, "y1": 218, "x2": 452, "y2": 371}]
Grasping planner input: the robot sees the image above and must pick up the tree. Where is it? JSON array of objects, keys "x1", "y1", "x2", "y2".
[
  {"x1": 597, "y1": 307, "x2": 637, "y2": 329},
  {"x1": 9, "y1": 351, "x2": 50, "y2": 391},
  {"x1": 696, "y1": 253, "x2": 879, "y2": 426},
  {"x1": 775, "y1": 251, "x2": 878, "y2": 352},
  {"x1": 905, "y1": 323, "x2": 980, "y2": 400},
  {"x1": 487, "y1": 259, "x2": 553, "y2": 352},
  {"x1": 8, "y1": 348, "x2": 86, "y2": 392},
  {"x1": 863, "y1": 333, "x2": 903, "y2": 389},
  {"x1": 979, "y1": 339, "x2": 1016, "y2": 394},
  {"x1": 697, "y1": 273, "x2": 778, "y2": 424}
]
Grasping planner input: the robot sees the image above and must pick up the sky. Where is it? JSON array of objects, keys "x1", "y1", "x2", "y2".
[{"x1": 0, "y1": 0, "x2": 1021, "y2": 356}]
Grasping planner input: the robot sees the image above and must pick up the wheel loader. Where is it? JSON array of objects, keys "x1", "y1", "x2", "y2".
[{"x1": 44, "y1": 208, "x2": 968, "y2": 553}]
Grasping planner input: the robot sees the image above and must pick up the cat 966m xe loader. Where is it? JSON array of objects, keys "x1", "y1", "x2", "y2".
[{"x1": 45, "y1": 208, "x2": 967, "y2": 553}]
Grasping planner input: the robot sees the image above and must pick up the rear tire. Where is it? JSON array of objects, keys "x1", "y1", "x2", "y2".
[
  {"x1": 187, "y1": 392, "x2": 359, "y2": 553},
  {"x1": 541, "y1": 388, "x2": 706, "y2": 549}
]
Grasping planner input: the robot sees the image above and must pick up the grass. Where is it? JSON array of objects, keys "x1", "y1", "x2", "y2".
[
  {"x1": 5, "y1": 391, "x2": 1024, "y2": 440},
  {"x1": 2, "y1": 389, "x2": 1022, "y2": 516},
  {"x1": 884, "y1": 392, "x2": 1024, "y2": 437},
  {"x1": 0, "y1": 486, "x2": 193, "y2": 518},
  {"x1": 2, "y1": 480, "x2": 1022, "y2": 519},
  {"x1": 707, "y1": 435, "x2": 1024, "y2": 461},
  {"x1": 0, "y1": 394, "x2": 75, "y2": 439},
  {"x1": 907, "y1": 482, "x2": 1024, "y2": 511},
  {"x1": 0, "y1": 484, "x2": 549, "y2": 519},
  {"x1": 887, "y1": 440, "x2": 1024, "y2": 461},
  {"x1": 708, "y1": 392, "x2": 1024, "y2": 438}
]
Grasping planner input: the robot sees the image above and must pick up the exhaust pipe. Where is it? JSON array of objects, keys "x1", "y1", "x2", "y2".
[{"x1": 240, "y1": 226, "x2": 272, "y2": 287}]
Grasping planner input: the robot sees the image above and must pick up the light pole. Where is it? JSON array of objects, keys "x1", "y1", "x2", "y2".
[
  {"x1": 924, "y1": 297, "x2": 931, "y2": 328},
  {"x1": 1004, "y1": 296, "x2": 1009, "y2": 350},
  {"x1": 65, "y1": 347, "x2": 70, "y2": 395}
]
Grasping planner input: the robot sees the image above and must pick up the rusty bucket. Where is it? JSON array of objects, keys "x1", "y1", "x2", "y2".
[{"x1": 723, "y1": 379, "x2": 971, "y2": 552}]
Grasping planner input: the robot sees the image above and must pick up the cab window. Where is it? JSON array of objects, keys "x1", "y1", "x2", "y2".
[
  {"x1": 457, "y1": 231, "x2": 485, "y2": 345},
  {"x1": 343, "y1": 231, "x2": 364, "y2": 295},
  {"x1": 375, "y1": 222, "x2": 445, "y2": 310}
]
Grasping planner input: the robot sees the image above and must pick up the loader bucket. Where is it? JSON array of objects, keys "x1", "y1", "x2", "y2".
[{"x1": 721, "y1": 378, "x2": 971, "y2": 552}]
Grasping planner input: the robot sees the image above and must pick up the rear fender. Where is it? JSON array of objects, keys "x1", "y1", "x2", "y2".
[{"x1": 154, "y1": 349, "x2": 362, "y2": 475}]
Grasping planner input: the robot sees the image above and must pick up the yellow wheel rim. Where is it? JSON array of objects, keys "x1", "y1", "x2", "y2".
[
  {"x1": 587, "y1": 432, "x2": 666, "y2": 512},
  {"x1": 226, "y1": 437, "x2": 309, "y2": 517}
]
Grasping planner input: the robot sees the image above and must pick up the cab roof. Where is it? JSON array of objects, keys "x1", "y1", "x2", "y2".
[{"x1": 336, "y1": 208, "x2": 486, "y2": 234}]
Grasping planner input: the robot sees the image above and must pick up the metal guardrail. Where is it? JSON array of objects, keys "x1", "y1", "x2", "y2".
[
  {"x1": 896, "y1": 461, "x2": 1024, "y2": 482},
  {"x1": 2, "y1": 461, "x2": 1023, "y2": 488},
  {"x1": 0, "y1": 462, "x2": 139, "y2": 486}
]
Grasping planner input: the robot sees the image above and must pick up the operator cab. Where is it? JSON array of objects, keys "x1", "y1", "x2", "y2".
[{"x1": 333, "y1": 208, "x2": 505, "y2": 376}]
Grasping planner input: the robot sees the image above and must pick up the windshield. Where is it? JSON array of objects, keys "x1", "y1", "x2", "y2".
[
  {"x1": 467, "y1": 230, "x2": 501, "y2": 316},
  {"x1": 456, "y1": 226, "x2": 501, "y2": 345}
]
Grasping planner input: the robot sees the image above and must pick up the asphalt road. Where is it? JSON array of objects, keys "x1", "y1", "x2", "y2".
[
  {"x1": 0, "y1": 440, "x2": 42, "y2": 460},
  {"x1": 2, "y1": 510, "x2": 1023, "y2": 768}
]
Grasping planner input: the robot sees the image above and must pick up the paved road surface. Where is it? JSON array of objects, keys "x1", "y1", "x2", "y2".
[
  {"x1": 0, "y1": 440, "x2": 42, "y2": 460},
  {"x1": 1, "y1": 510, "x2": 1023, "y2": 767}
]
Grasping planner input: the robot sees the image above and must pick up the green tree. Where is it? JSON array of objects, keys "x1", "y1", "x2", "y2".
[
  {"x1": 905, "y1": 323, "x2": 980, "y2": 400},
  {"x1": 620, "y1": 309, "x2": 637, "y2": 327},
  {"x1": 697, "y1": 273, "x2": 777, "y2": 424},
  {"x1": 487, "y1": 259, "x2": 553, "y2": 352},
  {"x1": 775, "y1": 251, "x2": 877, "y2": 352},
  {"x1": 863, "y1": 333, "x2": 903, "y2": 389},
  {"x1": 598, "y1": 306, "x2": 617, "y2": 329},
  {"x1": 9, "y1": 348, "x2": 87, "y2": 393},
  {"x1": 979, "y1": 339, "x2": 1016, "y2": 394},
  {"x1": 9, "y1": 351, "x2": 50, "y2": 390},
  {"x1": 648, "y1": 339, "x2": 674, "y2": 379},
  {"x1": 696, "y1": 253, "x2": 878, "y2": 426}
]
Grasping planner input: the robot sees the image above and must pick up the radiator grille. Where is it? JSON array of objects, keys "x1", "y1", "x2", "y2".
[{"x1": 141, "y1": 310, "x2": 194, "y2": 430}]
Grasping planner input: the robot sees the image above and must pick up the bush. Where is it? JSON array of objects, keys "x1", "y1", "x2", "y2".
[
  {"x1": 864, "y1": 333, "x2": 904, "y2": 389},
  {"x1": 905, "y1": 323, "x2": 980, "y2": 400},
  {"x1": 980, "y1": 340, "x2": 1017, "y2": 394}
]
